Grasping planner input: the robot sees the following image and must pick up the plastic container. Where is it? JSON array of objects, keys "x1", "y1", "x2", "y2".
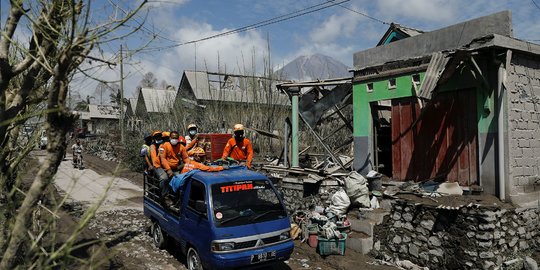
[
  {"x1": 317, "y1": 233, "x2": 347, "y2": 256},
  {"x1": 308, "y1": 234, "x2": 318, "y2": 248}
]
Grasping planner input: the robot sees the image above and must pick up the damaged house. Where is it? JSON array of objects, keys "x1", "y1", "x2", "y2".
[{"x1": 351, "y1": 11, "x2": 539, "y2": 207}]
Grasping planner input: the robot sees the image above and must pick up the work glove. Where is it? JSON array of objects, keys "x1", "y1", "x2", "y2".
[{"x1": 222, "y1": 165, "x2": 230, "y2": 170}]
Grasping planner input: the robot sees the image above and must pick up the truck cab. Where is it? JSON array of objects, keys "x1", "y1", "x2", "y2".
[{"x1": 143, "y1": 167, "x2": 293, "y2": 270}]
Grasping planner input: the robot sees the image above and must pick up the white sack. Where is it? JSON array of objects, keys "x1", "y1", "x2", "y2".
[
  {"x1": 344, "y1": 171, "x2": 370, "y2": 208},
  {"x1": 327, "y1": 189, "x2": 350, "y2": 216}
]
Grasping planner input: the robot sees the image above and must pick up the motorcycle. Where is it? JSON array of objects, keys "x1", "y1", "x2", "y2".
[{"x1": 72, "y1": 151, "x2": 84, "y2": 170}]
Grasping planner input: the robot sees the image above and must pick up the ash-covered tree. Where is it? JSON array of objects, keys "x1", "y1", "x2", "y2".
[
  {"x1": 139, "y1": 71, "x2": 158, "y2": 88},
  {"x1": 0, "y1": 1, "x2": 148, "y2": 269}
]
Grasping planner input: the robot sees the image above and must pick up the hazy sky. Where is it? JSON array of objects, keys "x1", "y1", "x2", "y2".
[{"x1": 3, "y1": 0, "x2": 539, "y2": 100}]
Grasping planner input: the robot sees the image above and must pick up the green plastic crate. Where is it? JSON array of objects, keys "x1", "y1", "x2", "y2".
[{"x1": 317, "y1": 233, "x2": 347, "y2": 256}]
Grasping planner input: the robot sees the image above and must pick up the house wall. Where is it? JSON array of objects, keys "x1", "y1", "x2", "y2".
[
  {"x1": 352, "y1": 72, "x2": 425, "y2": 174},
  {"x1": 504, "y1": 52, "x2": 540, "y2": 206}
]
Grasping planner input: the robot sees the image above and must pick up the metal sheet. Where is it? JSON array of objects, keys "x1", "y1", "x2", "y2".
[{"x1": 417, "y1": 52, "x2": 450, "y2": 99}]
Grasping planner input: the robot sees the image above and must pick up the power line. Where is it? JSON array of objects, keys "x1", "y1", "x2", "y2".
[
  {"x1": 336, "y1": 3, "x2": 390, "y2": 25},
  {"x1": 128, "y1": 0, "x2": 350, "y2": 53},
  {"x1": 532, "y1": 0, "x2": 540, "y2": 10}
]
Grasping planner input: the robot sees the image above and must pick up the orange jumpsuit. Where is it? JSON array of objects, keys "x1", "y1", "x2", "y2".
[
  {"x1": 160, "y1": 142, "x2": 189, "y2": 171},
  {"x1": 150, "y1": 144, "x2": 163, "y2": 169},
  {"x1": 222, "y1": 138, "x2": 253, "y2": 167},
  {"x1": 181, "y1": 159, "x2": 224, "y2": 174}
]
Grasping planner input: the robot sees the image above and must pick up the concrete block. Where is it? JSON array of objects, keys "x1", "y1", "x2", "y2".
[
  {"x1": 345, "y1": 233, "x2": 373, "y2": 254},
  {"x1": 358, "y1": 209, "x2": 390, "y2": 224},
  {"x1": 349, "y1": 216, "x2": 375, "y2": 236}
]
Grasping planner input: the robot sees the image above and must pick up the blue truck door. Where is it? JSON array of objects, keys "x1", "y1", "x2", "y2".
[{"x1": 180, "y1": 179, "x2": 213, "y2": 260}]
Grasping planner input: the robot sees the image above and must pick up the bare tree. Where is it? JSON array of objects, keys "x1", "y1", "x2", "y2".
[
  {"x1": 0, "y1": 1, "x2": 148, "y2": 268},
  {"x1": 139, "y1": 71, "x2": 157, "y2": 88}
]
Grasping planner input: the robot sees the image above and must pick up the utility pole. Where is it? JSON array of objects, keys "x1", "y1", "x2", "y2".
[{"x1": 119, "y1": 45, "x2": 125, "y2": 144}]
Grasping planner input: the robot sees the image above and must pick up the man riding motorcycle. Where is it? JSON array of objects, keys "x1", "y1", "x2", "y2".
[{"x1": 71, "y1": 139, "x2": 84, "y2": 168}]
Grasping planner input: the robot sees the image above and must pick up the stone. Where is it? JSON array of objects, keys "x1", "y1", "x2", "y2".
[
  {"x1": 498, "y1": 238, "x2": 506, "y2": 245},
  {"x1": 393, "y1": 236, "x2": 402, "y2": 244},
  {"x1": 403, "y1": 213, "x2": 413, "y2": 222},
  {"x1": 403, "y1": 222, "x2": 414, "y2": 231},
  {"x1": 415, "y1": 227, "x2": 427, "y2": 235},
  {"x1": 419, "y1": 252, "x2": 429, "y2": 262},
  {"x1": 399, "y1": 245, "x2": 408, "y2": 254},
  {"x1": 509, "y1": 229, "x2": 516, "y2": 236},
  {"x1": 479, "y1": 223, "x2": 496, "y2": 231},
  {"x1": 408, "y1": 244, "x2": 419, "y2": 258},
  {"x1": 509, "y1": 237, "x2": 519, "y2": 247},
  {"x1": 518, "y1": 227, "x2": 526, "y2": 235},
  {"x1": 478, "y1": 241, "x2": 494, "y2": 248},
  {"x1": 479, "y1": 251, "x2": 495, "y2": 259},
  {"x1": 420, "y1": 220, "x2": 434, "y2": 230},
  {"x1": 463, "y1": 250, "x2": 478, "y2": 257},
  {"x1": 428, "y1": 236, "x2": 441, "y2": 247},
  {"x1": 374, "y1": 240, "x2": 381, "y2": 251},
  {"x1": 428, "y1": 248, "x2": 443, "y2": 257},
  {"x1": 519, "y1": 241, "x2": 530, "y2": 250},
  {"x1": 393, "y1": 212, "x2": 402, "y2": 220},
  {"x1": 403, "y1": 235, "x2": 411, "y2": 243},
  {"x1": 524, "y1": 256, "x2": 538, "y2": 270},
  {"x1": 476, "y1": 232, "x2": 494, "y2": 241},
  {"x1": 493, "y1": 231, "x2": 502, "y2": 240},
  {"x1": 417, "y1": 235, "x2": 428, "y2": 242},
  {"x1": 394, "y1": 220, "x2": 403, "y2": 228},
  {"x1": 484, "y1": 261, "x2": 496, "y2": 269},
  {"x1": 466, "y1": 232, "x2": 475, "y2": 238}
]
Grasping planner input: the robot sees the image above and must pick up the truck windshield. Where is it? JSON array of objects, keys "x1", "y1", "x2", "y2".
[{"x1": 211, "y1": 180, "x2": 286, "y2": 228}]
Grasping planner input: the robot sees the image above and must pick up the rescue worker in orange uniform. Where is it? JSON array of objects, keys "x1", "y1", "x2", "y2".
[
  {"x1": 181, "y1": 147, "x2": 226, "y2": 173},
  {"x1": 185, "y1": 123, "x2": 200, "y2": 151},
  {"x1": 221, "y1": 124, "x2": 254, "y2": 168},
  {"x1": 160, "y1": 131, "x2": 190, "y2": 177}
]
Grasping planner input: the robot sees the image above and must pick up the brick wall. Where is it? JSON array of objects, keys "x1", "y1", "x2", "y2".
[{"x1": 506, "y1": 52, "x2": 540, "y2": 196}]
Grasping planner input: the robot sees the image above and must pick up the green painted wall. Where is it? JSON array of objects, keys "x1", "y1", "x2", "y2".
[
  {"x1": 353, "y1": 73, "x2": 424, "y2": 137},
  {"x1": 353, "y1": 67, "x2": 496, "y2": 138}
]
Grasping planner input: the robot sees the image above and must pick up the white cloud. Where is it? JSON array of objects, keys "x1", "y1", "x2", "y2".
[
  {"x1": 375, "y1": 0, "x2": 456, "y2": 23},
  {"x1": 171, "y1": 21, "x2": 269, "y2": 73},
  {"x1": 309, "y1": 8, "x2": 365, "y2": 43}
]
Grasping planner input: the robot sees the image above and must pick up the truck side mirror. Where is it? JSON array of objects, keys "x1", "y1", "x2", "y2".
[{"x1": 194, "y1": 200, "x2": 207, "y2": 215}]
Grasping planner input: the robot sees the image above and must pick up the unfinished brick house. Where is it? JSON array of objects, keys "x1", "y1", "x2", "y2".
[{"x1": 351, "y1": 11, "x2": 539, "y2": 206}]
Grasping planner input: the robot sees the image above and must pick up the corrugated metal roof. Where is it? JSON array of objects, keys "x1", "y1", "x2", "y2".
[
  {"x1": 141, "y1": 88, "x2": 176, "y2": 113},
  {"x1": 183, "y1": 70, "x2": 289, "y2": 105},
  {"x1": 417, "y1": 52, "x2": 451, "y2": 99},
  {"x1": 87, "y1": 104, "x2": 121, "y2": 119}
]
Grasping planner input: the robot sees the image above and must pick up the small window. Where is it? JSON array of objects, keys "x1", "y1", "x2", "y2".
[
  {"x1": 366, "y1": 83, "x2": 374, "y2": 93},
  {"x1": 388, "y1": 78, "x2": 396, "y2": 90},
  {"x1": 412, "y1": 74, "x2": 421, "y2": 84}
]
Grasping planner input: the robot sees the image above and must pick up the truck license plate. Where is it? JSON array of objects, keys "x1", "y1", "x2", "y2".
[{"x1": 250, "y1": 251, "x2": 276, "y2": 263}]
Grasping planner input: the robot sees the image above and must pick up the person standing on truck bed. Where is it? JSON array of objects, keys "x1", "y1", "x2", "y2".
[
  {"x1": 221, "y1": 124, "x2": 254, "y2": 168},
  {"x1": 181, "y1": 147, "x2": 226, "y2": 173},
  {"x1": 185, "y1": 123, "x2": 199, "y2": 151},
  {"x1": 160, "y1": 131, "x2": 190, "y2": 177},
  {"x1": 140, "y1": 132, "x2": 153, "y2": 172},
  {"x1": 149, "y1": 131, "x2": 169, "y2": 197}
]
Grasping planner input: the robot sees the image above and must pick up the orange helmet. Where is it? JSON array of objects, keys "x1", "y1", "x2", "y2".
[
  {"x1": 151, "y1": 130, "x2": 162, "y2": 137},
  {"x1": 233, "y1": 124, "x2": 244, "y2": 131},
  {"x1": 161, "y1": 131, "x2": 170, "y2": 138},
  {"x1": 178, "y1": 136, "x2": 186, "y2": 145},
  {"x1": 188, "y1": 147, "x2": 206, "y2": 157}
]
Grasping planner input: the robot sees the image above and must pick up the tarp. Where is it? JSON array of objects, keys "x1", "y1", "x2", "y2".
[{"x1": 169, "y1": 170, "x2": 198, "y2": 193}]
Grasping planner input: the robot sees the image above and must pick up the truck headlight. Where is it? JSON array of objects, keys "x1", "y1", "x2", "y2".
[
  {"x1": 211, "y1": 242, "x2": 235, "y2": 252},
  {"x1": 280, "y1": 231, "x2": 290, "y2": 240}
]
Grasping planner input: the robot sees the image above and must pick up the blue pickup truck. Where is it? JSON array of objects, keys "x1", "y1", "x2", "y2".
[{"x1": 143, "y1": 167, "x2": 294, "y2": 270}]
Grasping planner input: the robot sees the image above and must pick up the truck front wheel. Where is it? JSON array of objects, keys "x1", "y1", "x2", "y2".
[
  {"x1": 187, "y1": 247, "x2": 203, "y2": 270},
  {"x1": 151, "y1": 222, "x2": 167, "y2": 249}
]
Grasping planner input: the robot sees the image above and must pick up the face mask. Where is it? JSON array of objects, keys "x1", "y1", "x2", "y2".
[
  {"x1": 234, "y1": 131, "x2": 244, "y2": 139},
  {"x1": 170, "y1": 139, "x2": 178, "y2": 145},
  {"x1": 155, "y1": 139, "x2": 163, "y2": 144},
  {"x1": 189, "y1": 130, "x2": 197, "y2": 136}
]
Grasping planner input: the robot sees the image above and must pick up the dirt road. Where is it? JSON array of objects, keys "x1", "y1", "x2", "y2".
[{"x1": 49, "y1": 152, "x2": 395, "y2": 270}]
